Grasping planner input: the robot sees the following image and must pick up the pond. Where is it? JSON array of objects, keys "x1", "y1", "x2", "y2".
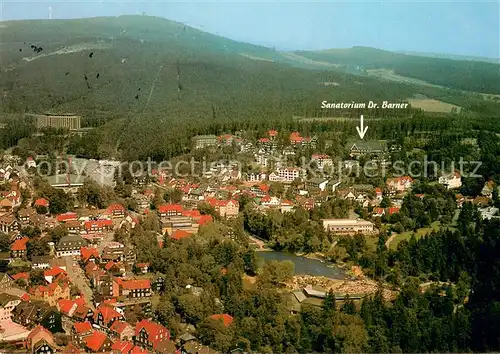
[{"x1": 256, "y1": 251, "x2": 346, "y2": 280}]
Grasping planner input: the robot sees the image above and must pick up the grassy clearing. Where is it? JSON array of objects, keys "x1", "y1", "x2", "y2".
[
  {"x1": 389, "y1": 221, "x2": 441, "y2": 250},
  {"x1": 408, "y1": 98, "x2": 461, "y2": 113}
]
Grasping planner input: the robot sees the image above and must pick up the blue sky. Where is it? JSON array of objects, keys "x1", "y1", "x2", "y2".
[{"x1": 1, "y1": 1, "x2": 499, "y2": 58}]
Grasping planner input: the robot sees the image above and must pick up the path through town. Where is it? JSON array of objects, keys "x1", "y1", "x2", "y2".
[{"x1": 64, "y1": 256, "x2": 95, "y2": 310}]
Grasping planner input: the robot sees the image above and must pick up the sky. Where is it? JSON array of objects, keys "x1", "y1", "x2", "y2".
[{"x1": 1, "y1": 0, "x2": 499, "y2": 58}]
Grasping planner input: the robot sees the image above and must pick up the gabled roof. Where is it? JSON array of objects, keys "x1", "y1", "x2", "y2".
[
  {"x1": 111, "y1": 340, "x2": 135, "y2": 354},
  {"x1": 73, "y1": 321, "x2": 93, "y2": 334},
  {"x1": 110, "y1": 320, "x2": 133, "y2": 335},
  {"x1": 80, "y1": 247, "x2": 100, "y2": 262},
  {"x1": 11, "y1": 237, "x2": 29, "y2": 251},
  {"x1": 135, "y1": 319, "x2": 169, "y2": 349},
  {"x1": 84, "y1": 330, "x2": 108, "y2": 351},
  {"x1": 158, "y1": 204, "x2": 184, "y2": 214},
  {"x1": 94, "y1": 304, "x2": 122, "y2": 324},
  {"x1": 57, "y1": 298, "x2": 76, "y2": 315}
]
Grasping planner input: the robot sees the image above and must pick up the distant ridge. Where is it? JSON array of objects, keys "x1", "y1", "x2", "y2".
[{"x1": 396, "y1": 50, "x2": 500, "y2": 64}]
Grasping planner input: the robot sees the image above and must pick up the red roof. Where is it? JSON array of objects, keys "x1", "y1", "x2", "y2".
[
  {"x1": 11, "y1": 237, "x2": 29, "y2": 251},
  {"x1": 11, "y1": 272, "x2": 29, "y2": 280},
  {"x1": 121, "y1": 279, "x2": 151, "y2": 290},
  {"x1": 181, "y1": 209, "x2": 201, "y2": 218},
  {"x1": 131, "y1": 346, "x2": 148, "y2": 354},
  {"x1": 84, "y1": 331, "x2": 108, "y2": 351},
  {"x1": 158, "y1": 204, "x2": 183, "y2": 214},
  {"x1": 74, "y1": 296, "x2": 87, "y2": 306},
  {"x1": 57, "y1": 212, "x2": 78, "y2": 222},
  {"x1": 268, "y1": 129, "x2": 278, "y2": 137},
  {"x1": 80, "y1": 247, "x2": 100, "y2": 262},
  {"x1": 258, "y1": 137, "x2": 270, "y2": 143},
  {"x1": 209, "y1": 314, "x2": 234, "y2": 327},
  {"x1": 197, "y1": 215, "x2": 213, "y2": 226},
  {"x1": 107, "y1": 203, "x2": 125, "y2": 213},
  {"x1": 34, "y1": 198, "x2": 49, "y2": 207},
  {"x1": 94, "y1": 305, "x2": 122, "y2": 324},
  {"x1": 20, "y1": 293, "x2": 30, "y2": 302},
  {"x1": 170, "y1": 230, "x2": 192, "y2": 241},
  {"x1": 135, "y1": 320, "x2": 170, "y2": 349},
  {"x1": 74, "y1": 321, "x2": 92, "y2": 334},
  {"x1": 388, "y1": 207, "x2": 400, "y2": 215},
  {"x1": 44, "y1": 267, "x2": 66, "y2": 277},
  {"x1": 84, "y1": 219, "x2": 113, "y2": 230},
  {"x1": 111, "y1": 340, "x2": 134, "y2": 354},
  {"x1": 58, "y1": 299, "x2": 75, "y2": 314}
]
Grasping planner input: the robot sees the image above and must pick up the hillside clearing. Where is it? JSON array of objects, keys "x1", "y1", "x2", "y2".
[
  {"x1": 389, "y1": 221, "x2": 441, "y2": 250},
  {"x1": 408, "y1": 98, "x2": 461, "y2": 113}
]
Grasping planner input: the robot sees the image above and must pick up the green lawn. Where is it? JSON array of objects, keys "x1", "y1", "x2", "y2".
[{"x1": 389, "y1": 221, "x2": 441, "y2": 250}]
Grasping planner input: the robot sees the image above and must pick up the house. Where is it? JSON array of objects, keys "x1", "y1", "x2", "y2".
[
  {"x1": 247, "y1": 172, "x2": 266, "y2": 182},
  {"x1": 386, "y1": 176, "x2": 413, "y2": 194},
  {"x1": 311, "y1": 154, "x2": 333, "y2": 170},
  {"x1": 209, "y1": 314, "x2": 234, "y2": 327},
  {"x1": 0, "y1": 198, "x2": 14, "y2": 213},
  {"x1": 158, "y1": 204, "x2": 184, "y2": 217},
  {"x1": 55, "y1": 299, "x2": 78, "y2": 320},
  {"x1": 107, "y1": 203, "x2": 126, "y2": 218},
  {"x1": 32, "y1": 256, "x2": 52, "y2": 269},
  {"x1": 72, "y1": 321, "x2": 93, "y2": 347},
  {"x1": 206, "y1": 199, "x2": 239, "y2": 218},
  {"x1": 56, "y1": 235, "x2": 87, "y2": 257},
  {"x1": 135, "y1": 263, "x2": 149, "y2": 274},
  {"x1": 120, "y1": 279, "x2": 152, "y2": 299},
  {"x1": 25, "y1": 325, "x2": 57, "y2": 354},
  {"x1": 438, "y1": 170, "x2": 462, "y2": 190},
  {"x1": 0, "y1": 273, "x2": 13, "y2": 291},
  {"x1": 481, "y1": 180, "x2": 496, "y2": 198},
  {"x1": 83, "y1": 330, "x2": 113, "y2": 352},
  {"x1": 94, "y1": 305, "x2": 124, "y2": 328},
  {"x1": 268, "y1": 168, "x2": 305, "y2": 183},
  {"x1": 80, "y1": 247, "x2": 100, "y2": 264},
  {"x1": 0, "y1": 213, "x2": 20, "y2": 233},
  {"x1": 11, "y1": 236, "x2": 29, "y2": 258},
  {"x1": 135, "y1": 319, "x2": 170, "y2": 350},
  {"x1": 29, "y1": 281, "x2": 70, "y2": 306},
  {"x1": 349, "y1": 140, "x2": 386, "y2": 157},
  {"x1": 110, "y1": 320, "x2": 135, "y2": 342},
  {"x1": 34, "y1": 198, "x2": 50, "y2": 212},
  {"x1": 64, "y1": 220, "x2": 82, "y2": 234},
  {"x1": 0, "y1": 293, "x2": 21, "y2": 321},
  {"x1": 84, "y1": 219, "x2": 113, "y2": 233},
  {"x1": 56, "y1": 212, "x2": 78, "y2": 223},
  {"x1": 375, "y1": 188, "x2": 383, "y2": 201},
  {"x1": 192, "y1": 135, "x2": 218, "y2": 149},
  {"x1": 12, "y1": 301, "x2": 62, "y2": 333},
  {"x1": 322, "y1": 219, "x2": 375, "y2": 235},
  {"x1": 306, "y1": 178, "x2": 329, "y2": 193},
  {"x1": 373, "y1": 208, "x2": 385, "y2": 217},
  {"x1": 43, "y1": 267, "x2": 67, "y2": 283}
]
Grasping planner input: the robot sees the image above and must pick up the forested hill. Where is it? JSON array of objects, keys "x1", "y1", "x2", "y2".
[
  {"x1": 294, "y1": 46, "x2": 500, "y2": 94},
  {"x1": 0, "y1": 15, "x2": 498, "y2": 120}
]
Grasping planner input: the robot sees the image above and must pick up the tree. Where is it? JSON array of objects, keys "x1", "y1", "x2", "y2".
[
  {"x1": 259, "y1": 260, "x2": 294, "y2": 286},
  {"x1": 27, "y1": 239, "x2": 50, "y2": 259},
  {"x1": 0, "y1": 233, "x2": 10, "y2": 252},
  {"x1": 30, "y1": 269, "x2": 46, "y2": 286},
  {"x1": 49, "y1": 225, "x2": 68, "y2": 244},
  {"x1": 197, "y1": 317, "x2": 234, "y2": 353}
]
